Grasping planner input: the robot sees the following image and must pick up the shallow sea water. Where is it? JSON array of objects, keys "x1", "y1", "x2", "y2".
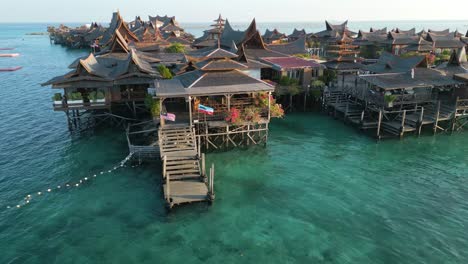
[{"x1": 1, "y1": 23, "x2": 468, "y2": 264}]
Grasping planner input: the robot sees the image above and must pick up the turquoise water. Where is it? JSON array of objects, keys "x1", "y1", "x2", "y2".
[{"x1": 1, "y1": 23, "x2": 468, "y2": 263}]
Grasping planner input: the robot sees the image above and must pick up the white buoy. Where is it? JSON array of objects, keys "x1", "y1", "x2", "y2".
[
  {"x1": 47, "y1": 189, "x2": 51, "y2": 192},
  {"x1": 75, "y1": 184, "x2": 79, "y2": 187}
]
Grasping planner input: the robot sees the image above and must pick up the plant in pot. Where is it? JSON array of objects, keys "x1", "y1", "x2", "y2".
[
  {"x1": 225, "y1": 107, "x2": 243, "y2": 126},
  {"x1": 243, "y1": 106, "x2": 261, "y2": 123},
  {"x1": 52, "y1": 93, "x2": 62, "y2": 105},
  {"x1": 88, "y1": 91, "x2": 97, "y2": 103},
  {"x1": 270, "y1": 103, "x2": 285, "y2": 118},
  {"x1": 384, "y1": 93, "x2": 397, "y2": 108},
  {"x1": 96, "y1": 91, "x2": 105, "y2": 103},
  {"x1": 69, "y1": 92, "x2": 83, "y2": 104}
]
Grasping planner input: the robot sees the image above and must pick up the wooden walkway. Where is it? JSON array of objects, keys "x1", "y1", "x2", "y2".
[
  {"x1": 159, "y1": 124, "x2": 214, "y2": 210},
  {"x1": 324, "y1": 91, "x2": 468, "y2": 138}
]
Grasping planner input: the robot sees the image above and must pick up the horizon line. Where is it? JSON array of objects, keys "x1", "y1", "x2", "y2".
[{"x1": 1, "y1": 19, "x2": 468, "y2": 24}]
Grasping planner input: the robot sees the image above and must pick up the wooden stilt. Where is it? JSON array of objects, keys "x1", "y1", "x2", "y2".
[
  {"x1": 418, "y1": 107, "x2": 424, "y2": 136},
  {"x1": 377, "y1": 110, "x2": 382, "y2": 139},
  {"x1": 400, "y1": 110, "x2": 406, "y2": 138},
  {"x1": 433, "y1": 101, "x2": 441, "y2": 134}
]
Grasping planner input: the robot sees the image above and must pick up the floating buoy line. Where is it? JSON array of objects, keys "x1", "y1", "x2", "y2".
[{"x1": 3, "y1": 153, "x2": 136, "y2": 211}]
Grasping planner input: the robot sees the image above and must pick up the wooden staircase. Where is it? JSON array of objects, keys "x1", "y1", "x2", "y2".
[{"x1": 158, "y1": 124, "x2": 214, "y2": 210}]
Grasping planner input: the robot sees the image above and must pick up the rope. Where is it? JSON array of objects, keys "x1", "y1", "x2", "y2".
[{"x1": 2, "y1": 152, "x2": 136, "y2": 211}]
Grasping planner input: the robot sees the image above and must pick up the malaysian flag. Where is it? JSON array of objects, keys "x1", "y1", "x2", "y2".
[
  {"x1": 198, "y1": 104, "x2": 214, "y2": 115},
  {"x1": 160, "y1": 113, "x2": 176, "y2": 122}
]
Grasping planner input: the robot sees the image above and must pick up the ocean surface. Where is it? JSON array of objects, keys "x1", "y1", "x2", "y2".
[{"x1": 1, "y1": 23, "x2": 468, "y2": 264}]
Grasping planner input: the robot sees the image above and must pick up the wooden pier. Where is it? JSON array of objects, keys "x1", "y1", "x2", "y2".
[
  {"x1": 159, "y1": 124, "x2": 214, "y2": 210},
  {"x1": 324, "y1": 91, "x2": 468, "y2": 139}
]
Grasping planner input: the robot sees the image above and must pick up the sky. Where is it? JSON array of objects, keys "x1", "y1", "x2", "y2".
[{"x1": 1, "y1": 0, "x2": 468, "y2": 23}]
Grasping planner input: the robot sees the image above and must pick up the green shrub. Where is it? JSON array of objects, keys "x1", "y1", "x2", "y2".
[
  {"x1": 151, "y1": 100, "x2": 161, "y2": 117},
  {"x1": 69, "y1": 92, "x2": 82, "y2": 100},
  {"x1": 384, "y1": 94, "x2": 397, "y2": 103},
  {"x1": 157, "y1": 65, "x2": 173, "y2": 79},
  {"x1": 165, "y1": 43, "x2": 185, "y2": 53},
  {"x1": 311, "y1": 80, "x2": 325, "y2": 89},
  {"x1": 53, "y1": 93, "x2": 62, "y2": 101},
  {"x1": 144, "y1": 95, "x2": 161, "y2": 117},
  {"x1": 89, "y1": 91, "x2": 97, "y2": 101},
  {"x1": 96, "y1": 91, "x2": 105, "y2": 100}
]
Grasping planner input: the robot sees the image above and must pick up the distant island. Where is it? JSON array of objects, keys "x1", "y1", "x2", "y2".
[{"x1": 26, "y1": 32, "x2": 49, "y2": 35}]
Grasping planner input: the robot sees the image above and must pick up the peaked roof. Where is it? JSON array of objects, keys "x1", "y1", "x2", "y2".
[
  {"x1": 101, "y1": 12, "x2": 139, "y2": 46},
  {"x1": 362, "y1": 52, "x2": 427, "y2": 73},
  {"x1": 289, "y1": 28, "x2": 306, "y2": 38},
  {"x1": 220, "y1": 19, "x2": 247, "y2": 48},
  {"x1": 153, "y1": 69, "x2": 274, "y2": 97},
  {"x1": 267, "y1": 36, "x2": 307, "y2": 55},
  {"x1": 78, "y1": 53, "x2": 112, "y2": 78},
  {"x1": 204, "y1": 48, "x2": 239, "y2": 59},
  {"x1": 195, "y1": 59, "x2": 248, "y2": 71},
  {"x1": 326, "y1": 20, "x2": 348, "y2": 31},
  {"x1": 109, "y1": 30, "x2": 130, "y2": 53},
  {"x1": 448, "y1": 47, "x2": 468, "y2": 66}
]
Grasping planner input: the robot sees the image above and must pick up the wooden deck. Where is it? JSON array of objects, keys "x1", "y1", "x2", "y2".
[
  {"x1": 324, "y1": 91, "x2": 468, "y2": 138},
  {"x1": 159, "y1": 124, "x2": 214, "y2": 210}
]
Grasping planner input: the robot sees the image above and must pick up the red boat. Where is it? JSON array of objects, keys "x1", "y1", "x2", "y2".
[{"x1": 0, "y1": 66, "x2": 22, "y2": 72}]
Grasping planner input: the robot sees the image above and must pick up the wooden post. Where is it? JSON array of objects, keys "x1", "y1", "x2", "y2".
[
  {"x1": 434, "y1": 101, "x2": 441, "y2": 134},
  {"x1": 210, "y1": 164, "x2": 215, "y2": 198},
  {"x1": 166, "y1": 173, "x2": 170, "y2": 202},
  {"x1": 188, "y1": 96, "x2": 193, "y2": 127},
  {"x1": 226, "y1": 94, "x2": 231, "y2": 111},
  {"x1": 418, "y1": 107, "x2": 424, "y2": 136},
  {"x1": 289, "y1": 94, "x2": 293, "y2": 112},
  {"x1": 202, "y1": 153, "x2": 206, "y2": 177},
  {"x1": 345, "y1": 101, "x2": 349, "y2": 119},
  {"x1": 334, "y1": 95, "x2": 339, "y2": 117},
  {"x1": 197, "y1": 135, "x2": 201, "y2": 156},
  {"x1": 268, "y1": 92, "x2": 271, "y2": 121},
  {"x1": 160, "y1": 98, "x2": 165, "y2": 127},
  {"x1": 400, "y1": 110, "x2": 406, "y2": 138},
  {"x1": 377, "y1": 110, "x2": 382, "y2": 139},
  {"x1": 451, "y1": 97, "x2": 459, "y2": 133},
  {"x1": 162, "y1": 155, "x2": 167, "y2": 178}
]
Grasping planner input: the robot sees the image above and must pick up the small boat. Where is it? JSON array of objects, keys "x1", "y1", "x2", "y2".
[
  {"x1": 0, "y1": 53, "x2": 20, "y2": 57},
  {"x1": 0, "y1": 48, "x2": 15, "y2": 50},
  {"x1": 0, "y1": 66, "x2": 22, "y2": 72}
]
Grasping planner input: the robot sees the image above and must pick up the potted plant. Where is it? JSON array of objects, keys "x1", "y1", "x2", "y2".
[
  {"x1": 88, "y1": 91, "x2": 97, "y2": 103},
  {"x1": 243, "y1": 106, "x2": 261, "y2": 123},
  {"x1": 96, "y1": 91, "x2": 105, "y2": 103},
  {"x1": 68, "y1": 92, "x2": 83, "y2": 104},
  {"x1": 270, "y1": 103, "x2": 285, "y2": 118},
  {"x1": 225, "y1": 107, "x2": 243, "y2": 125},
  {"x1": 384, "y1": 93, "x2": 397, "y2": 108},
  {"x1": 52, "y1": 93, "x2": 62, "y2": 105}
]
